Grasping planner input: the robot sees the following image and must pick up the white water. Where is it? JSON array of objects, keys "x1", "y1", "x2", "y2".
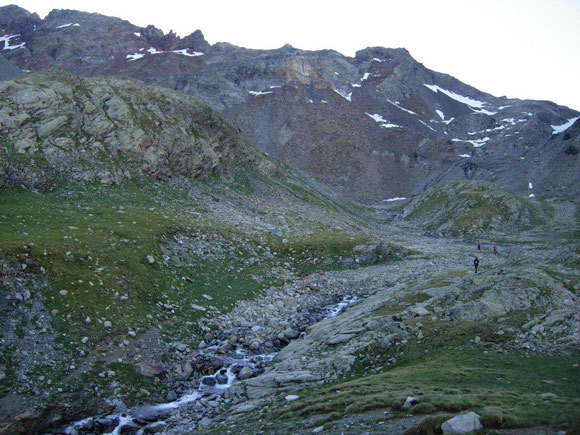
[{"x1": 65, "y1": 295, "x2": 358, "y2": 434}]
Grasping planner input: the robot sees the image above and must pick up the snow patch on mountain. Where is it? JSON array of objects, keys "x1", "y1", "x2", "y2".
[
  {"x1": 249, "y1": 91, "x2": 273, "y2": 96},
  {"x1": 551, "y1": 116, "x2": 580, "y2": 135},
  {"x1": 147, "y1": 47, "x2": 163, "y2": 55},
  {"x1": 424, "y1": 84, "x2": 487, "y2": 109},
  {"x1": 134, "y1": 32, "x2": 141, "y2": 37},
  {"x1": 459, "y1": 154, "x2": 472, "y2": 158},
  {"x1": 1, "y1": 34, "x2": 26, "y2": 50},
  {"x1": 172, "y1": 49, "x2": 204, "y2": 57},
  {"x1": 56, "y1": 23, "x2": 80, "y2": 29},
  {"x1": 126, "y1": 53, "x2": 145, "y2": 62},
  {"x1": 470, "y1": 107, "x2": 497, "y2": 116},
  {"x1": 361, "y1": 73, "x2": 370, "y2": 81},
  {"x1": 334, "y1": 89, "x2": 352, "y2": 102},
  {"x1": 387, "y1": 99, "x2": 416, "y2": 115},
  {"x1": 372, "y1": 58, "x2": 383, "y2": 62},
  {"x1": 435, "y1": 109, "x2": 454, "y2": 125},
  {"x1": 383, "y1": 197, "x2": 406, "y2": 202},
  {"x1": 452, "y1": 137, "x2": 490, "y2": 148},
  {"x1": 419, "y1": 120, "x2": 436, "y2": 132},
  {"x1": 365, "y1": 113, "x2": 400, "y2": 129},
  {"x1": 366, "y1": 113, "x2": 386, "y2": 123}
]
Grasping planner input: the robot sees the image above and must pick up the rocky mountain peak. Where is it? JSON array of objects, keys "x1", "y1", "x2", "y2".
[{"x1": 181, "y1": 29, "x2": 210, "y2": 51}]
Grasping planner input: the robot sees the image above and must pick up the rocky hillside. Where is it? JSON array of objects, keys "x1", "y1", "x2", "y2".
[
  {"x1": 0, "y1": 69, "x2": 265, "y2": 190},
  {"x1": 493, "y1": 118, "x2": 580, "y2": 198},
  {"x1": 402, "y1": 180, "x2": 545, "y2": 236},
  {"x1": 1, "y1": 5, "x2": 578, "y2": 203}
]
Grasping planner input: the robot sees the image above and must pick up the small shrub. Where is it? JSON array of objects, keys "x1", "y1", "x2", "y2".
[
  {"x1": 412, "y1": 403, "x2": 437, "y2": 414},
  {"x1": 480, "y1": 412, "x2": 505, "y2": 428},
  {"x1": 404, "y1": 415, "x2": 452, "y2": 435}
]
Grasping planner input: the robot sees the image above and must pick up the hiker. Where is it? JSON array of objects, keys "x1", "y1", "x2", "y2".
[
  {"x1": 493, "y1": 245, "x2": 498, "y2": 255},
  {"x1": 473, "y1": 257, "x2": 479, "y2": 273},
  {"x1": 477, "y1": 241, "x2": 481, "y2": 251}
]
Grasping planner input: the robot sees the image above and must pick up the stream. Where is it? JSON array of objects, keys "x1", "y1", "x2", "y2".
[{"x1": 64, "y1": 295, "x2": 359, "y2": 434}]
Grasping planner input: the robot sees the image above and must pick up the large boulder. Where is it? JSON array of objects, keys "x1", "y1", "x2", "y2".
[{"x1": 441, "y1": 411, "x2": 482, "y2": 434}]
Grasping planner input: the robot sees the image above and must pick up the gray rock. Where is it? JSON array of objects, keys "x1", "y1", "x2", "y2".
[
  {"x1": 201, "y1": 376, "x2": 216, "y2": 386},
  {"x1": 541, "y1": 392, "x2": 557, "y2": 400},
  {"x1": 237, "y1": 366, "x2": 253, "y2": 380},
  {"x1": 199, "y1": 417, "x2": 212, "y2": 428},
  {"x1": 441, "y1": 411, "x2": 483, "y2": 434},
  {"x1": 111, "y1": 399, "x2": 127, "y2": 414},
  {"x1": 165, "y1": 390, "x2": 178, "y2": 401},
  {"x1": 283, "y1": 328, "x2": 300, "y2": 339},
  {"x1": 403, "y1": 396, "x2": 418, "y2": 409},
  {"x1": 144, "y1": 421, "x2": 167, "y2": 434},
  {"x1": 136, "y1": 362, "x2": 166, "y2": 378},
  {"x1": 409, "y1": 306, "x2": 430, "y2": 316},
  {"x1": 216, "y1": 371, "x2": 229, "y2": 384}
]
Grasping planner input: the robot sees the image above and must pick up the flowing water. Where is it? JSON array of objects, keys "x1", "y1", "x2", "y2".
[{"x1": 65, "y1": 295, "x2": 359, "y2": 434}]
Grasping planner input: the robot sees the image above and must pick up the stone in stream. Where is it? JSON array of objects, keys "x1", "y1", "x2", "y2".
[
  {"x1": 201, "y1": 376, "x2": 217, "y2": 386},
  {"x1": 132, "y1": 405, "x2": 173, "y2": 422},
  {"x1": 94, "y1": 415, "x2": 119, "y2": 428},
  {"x1": 165, "y1": 390, "x2": 178, "y2": 401},
  {"x1": 215, "y1": 369, "x2": 229, "y2": 384}
]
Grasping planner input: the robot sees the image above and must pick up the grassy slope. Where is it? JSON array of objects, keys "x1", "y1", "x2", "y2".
[
  {"x1": 0, "y1": 175, "x2": 379, "y2": 404},
  {"x1": 215, "y1": 314, "x2": 580, "y2": 434}
]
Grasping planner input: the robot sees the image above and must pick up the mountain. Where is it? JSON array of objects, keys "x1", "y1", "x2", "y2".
[
  {"x1": 1, "y1": 5, "x2": 577, "y2": 203},
  {"x1": 1, "y1": 7, "x2": 580, "y2": 435}
]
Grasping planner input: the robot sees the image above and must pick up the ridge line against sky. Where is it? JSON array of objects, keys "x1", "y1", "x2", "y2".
[{"x1": 2, "y1": 0, "x2": 579, "y2": 111}]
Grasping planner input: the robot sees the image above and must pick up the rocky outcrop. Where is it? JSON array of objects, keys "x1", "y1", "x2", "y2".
[
  {"x1": 0, "y1": 70, "x2": 263, "y2": 190},
  {"x1": 1, "y1": 5, "x2": 577, "y2": 202},
  {"x1": 403, "y1": 180, "x2": 543, "y2": 236}
]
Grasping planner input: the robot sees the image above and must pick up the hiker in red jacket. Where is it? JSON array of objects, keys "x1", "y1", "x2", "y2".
[{"x1": 493, "y1": 245, "x2": 498, "y2": 255}]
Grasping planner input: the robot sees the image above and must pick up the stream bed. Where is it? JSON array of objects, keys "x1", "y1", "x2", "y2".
[{"x1": 64, "y1": 295, "x2": 359, "y2": 434}]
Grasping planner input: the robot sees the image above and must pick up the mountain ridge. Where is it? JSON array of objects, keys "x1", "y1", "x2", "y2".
[{"x1": 1, "y1": 5, "x2": 578, "y2": 203}]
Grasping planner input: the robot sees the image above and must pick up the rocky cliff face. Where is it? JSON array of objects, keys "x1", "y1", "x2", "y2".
[
  {"x1": 2, "y1": 5, "x2": 578, "y2": 202},
  {"x1": 0, "y1": 55, "x2": 21, "y2": 80},
  {"x1": 0, "y1": 69, "x2": 263, "y2": 190},
  {"x1": 493, "y1": 118, "x2": 580, "y2": 198}
]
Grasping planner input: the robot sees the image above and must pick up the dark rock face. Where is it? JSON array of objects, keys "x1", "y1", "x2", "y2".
[
  {"x1": 0, "y1": 55, "x2": 20, "y2": 80},
  {"x1": 2, "y1": 5, "x2": 578, "y2": 202},
  {"x1": 493, "y1": 118, "x2": 580, "y2": 197}
]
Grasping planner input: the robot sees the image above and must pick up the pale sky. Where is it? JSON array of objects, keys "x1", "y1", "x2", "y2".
[{"x1": 3, "y1": 0, "x2": 580, "y2": 111}]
